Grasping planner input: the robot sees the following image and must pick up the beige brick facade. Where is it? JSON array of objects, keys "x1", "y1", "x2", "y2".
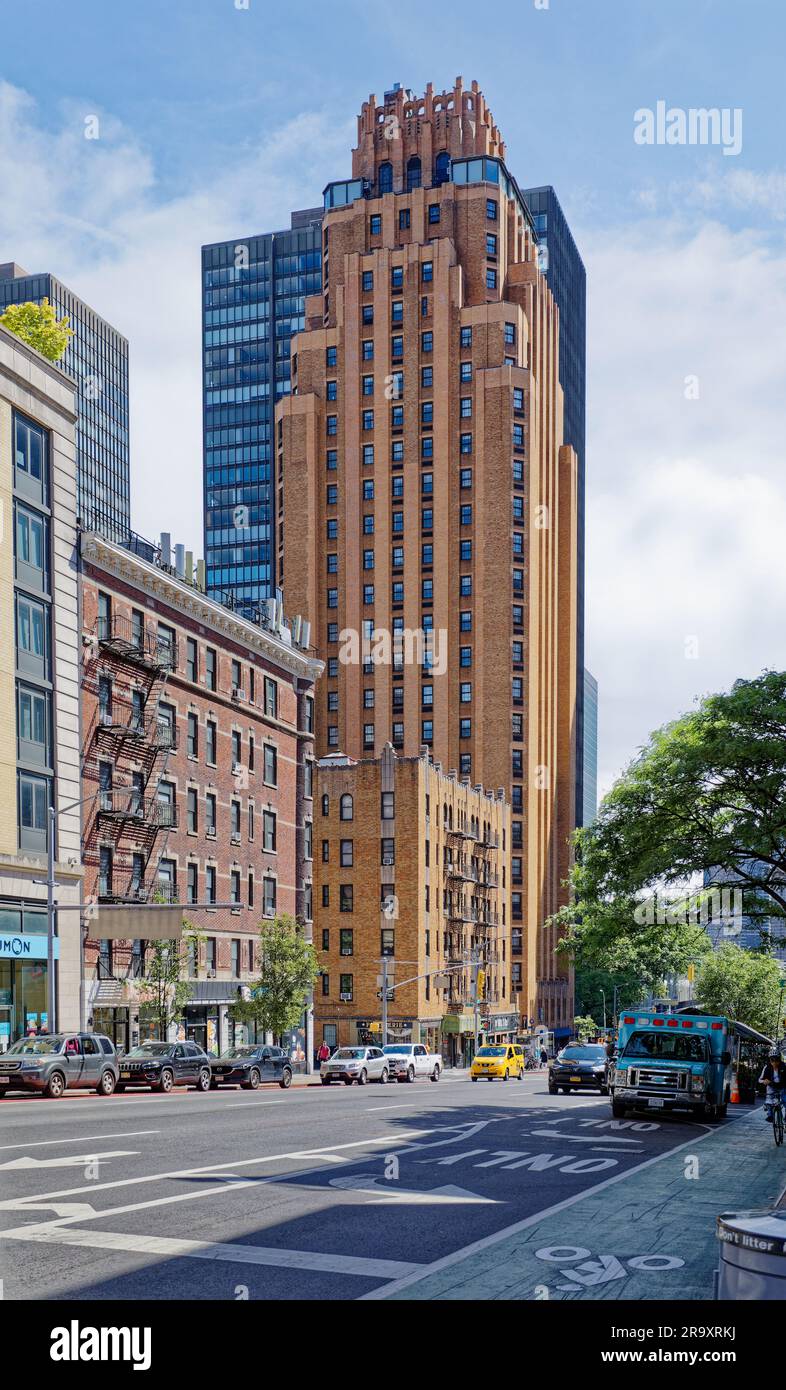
[
  {"x1": 314, "y1": 744, "x2": 512, "y2": 1059},
  {"x1": 277, "y1": 80, "x2": 577, "y2": 1033}
]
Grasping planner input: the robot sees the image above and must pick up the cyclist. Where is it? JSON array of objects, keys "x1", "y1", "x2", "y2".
[{"x1": 758, "y1": 1051, "x2": 786, "y2": 1122}]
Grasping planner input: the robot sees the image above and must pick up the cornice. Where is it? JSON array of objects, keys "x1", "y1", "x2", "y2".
[{"x1": 80, "y1": 532, "x2": 324, "y2": 685}]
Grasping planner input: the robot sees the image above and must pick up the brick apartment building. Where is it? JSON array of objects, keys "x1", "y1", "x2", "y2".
[
  {"x1": 79, "y1": 530, "x2": 322, "y2": 1054},
  {"x1": 315, "y1": 743, "x2": 512, "y2": 1061},
  {"x1": 276, "y1": 78, "x2": 578, "y2": 1035}
]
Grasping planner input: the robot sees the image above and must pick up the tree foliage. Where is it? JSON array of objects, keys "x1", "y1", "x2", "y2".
[
  {"x1": 231, "y1": 915, "x2": 320, "y2": 1039},
  {"x1": 136, "y1": 927, "x2": 201, "y2": 1039},
  {"x1": 694, "y1": 944, "x2": 784, "y2": 1037},
  {"x1": 572, "y1": 1014, "x2": 600, "y2": 1041},
  {"x1": 0, "y1": 298, "x2": 73, "y2": 362},
  {"x1": 556, "y1": 672, "x2": 786, "y2": 986}
]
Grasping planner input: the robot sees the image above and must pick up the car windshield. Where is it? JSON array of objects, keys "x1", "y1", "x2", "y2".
[
  {"x1": 333, "y1": 1048, "x2": 365, "y2": 1060},
  {"x1": 621, "y1": 1031, "x2": 710, "y2": 1063},
  {"x1": 7, "y1": 1037, "x2": 62, "y2": 1055},
  {"x1": 558, "y1": 1046, "x2": 606, "y2": 1061},
  {"x1": 382, "y1": 1046, "x2": 411, "y2": 1055},
  {"x1": 477, "y1": 1046, "x2": 506, "y2": 1057},
  {"x1": 126, "y1": 1043, "x2": 171, "y2": 1057},
  {"x1": 222, "y1": 1046, "x2": 259, "y2": 1059}
]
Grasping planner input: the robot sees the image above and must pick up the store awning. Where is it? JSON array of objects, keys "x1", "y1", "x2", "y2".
[
  {"x1": 89, "y1": 907, "x2": 182, "y2": 941},
  {"x1": 442, "y1": 1013, "x2": 475, "y2": 1034}
]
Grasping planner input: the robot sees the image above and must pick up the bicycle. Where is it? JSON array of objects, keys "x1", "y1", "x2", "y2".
[{"x1": 772, "y1": 1095, "x2": 784, "y2": 1147}]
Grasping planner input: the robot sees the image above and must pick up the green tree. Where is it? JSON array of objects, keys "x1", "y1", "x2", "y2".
[
  {"x1": 694, "y1": 944, "x2": 784, "y2": 1037},
  {"x1": 556, "y1": 672, "x2": 786, "y2": 985},
  {"x1": 231, "y1": 914, "x2": 320, "y2": 1040},
  {"x1": 572, "y1": 1014, "x2": 599, "y2": 1041},
  {"x1": 136, "y1": 927, "x2": 202, "y2": 1039},
  {"x1": 0, "y1": 298, "x2": 73, "y2": 362}
]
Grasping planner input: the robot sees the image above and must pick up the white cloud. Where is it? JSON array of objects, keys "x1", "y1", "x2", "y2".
[
  {"x1": 0, "y1": 82, "x2": 350, "y2": 551},
  {"x1": 581, "y1": 217, "x2": 786, "y2": 793}
]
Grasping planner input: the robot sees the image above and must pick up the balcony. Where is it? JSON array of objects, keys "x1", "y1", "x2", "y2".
[
  {"x1": 98, "y1": 794, "x2": 179, "y2": 830},
  {"x1": 98, "y1": 615, "x2": 178, "y2": 671}
]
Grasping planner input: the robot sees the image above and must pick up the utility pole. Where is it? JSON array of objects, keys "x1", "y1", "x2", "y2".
[
  {"x1": 472, "y1": 948, "x2": 480, "y2": 1064},
  {"x1": 46, "y1": 804, "x2": 57, "y2": 1032},
  {"x1": 381, "y1": 956, "x2": 389, "y2": 1047}
]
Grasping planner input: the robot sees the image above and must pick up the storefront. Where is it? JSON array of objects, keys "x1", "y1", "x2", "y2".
[
  {"x1": 441, "y1": 1012, "x2": 476, "y2": 1067},
  {"x1": 0, "y1": 908, "x2": 56, "y2": 1048},
  {"x1": 482, "y1": 1011, "x2": 521, "y2": 1045}
]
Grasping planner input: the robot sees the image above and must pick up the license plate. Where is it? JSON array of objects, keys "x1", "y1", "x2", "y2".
[
  {"x1": 570, "y1": 1075, "x2": 582, "y2": 1083},
  {"x1": 121, "y1": 1071, "x2": 131, "y2": 1078},
  {"x1": 649, "y1": 1097, "x2": 665, "y2": 1108}
]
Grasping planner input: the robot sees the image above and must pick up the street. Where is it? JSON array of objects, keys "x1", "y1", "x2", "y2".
[{"x1": 0, "y1": 1072, "x2": 734, "y2": 1302}]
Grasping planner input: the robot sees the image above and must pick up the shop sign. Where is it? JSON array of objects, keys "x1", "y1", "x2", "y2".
[{"x1": 0, "y1": 933, "x2": 58, "y2": 962}]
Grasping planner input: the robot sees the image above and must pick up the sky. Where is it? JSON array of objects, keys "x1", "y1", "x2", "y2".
[{"x1": 1, "y1": 0, "x2": 785, "y2": 797}]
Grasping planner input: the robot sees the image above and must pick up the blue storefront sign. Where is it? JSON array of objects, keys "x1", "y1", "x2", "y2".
[{"x1": 0, "y1": 933, "x2": 58, "y2": 962}]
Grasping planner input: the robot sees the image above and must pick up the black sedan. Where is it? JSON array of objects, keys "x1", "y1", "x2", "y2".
[
  {"x1": 115, "y1": 1041, "x2": 212, "y2": 1093},
  {"x1": 548, "y1": 1043, "x2": 609, "y2": 1095},
  {"x1": 210, "y1": 1044, "x2": 293, "y2": 1090}
]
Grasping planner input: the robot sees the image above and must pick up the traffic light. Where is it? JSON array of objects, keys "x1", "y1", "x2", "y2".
[{"x1": 477, "y1": 969, "x2": 486, "y2": 1000}]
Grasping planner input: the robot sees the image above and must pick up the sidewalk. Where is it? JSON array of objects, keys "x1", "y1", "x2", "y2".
[{"x1": 386, "y1": 1106, "x2": 786, "y2": 1300}]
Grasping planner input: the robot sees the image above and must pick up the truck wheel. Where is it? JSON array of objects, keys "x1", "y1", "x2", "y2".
[
  {"x1": 430, "y1": 1065, "x2": 440, "y2": 1082},
  {"x1": 548, "y1": 1083, "x2": 558, "y2": 1095},
  {"x1": 407, "y1": 1065, "x2": 415, "y2": 1083},
  {"x1": 611, "y1": 1098, "x2": 626, "y2": 1118},
  {"x1": 44, "y1": 1070, "x2": 66, "y2": 1099}
]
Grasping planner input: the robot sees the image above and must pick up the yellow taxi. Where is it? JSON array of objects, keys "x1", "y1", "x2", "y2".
[{"x1": 470, "y1": 1044, "x2": 525, "y2": 1081}]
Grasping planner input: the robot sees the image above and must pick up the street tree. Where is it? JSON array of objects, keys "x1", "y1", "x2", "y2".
[
  {"x1": 694, "y1": 944, "x2": 785, "y2": 1037},
  {"x1": 231, "y1": 914, "x2": 320, "y2": 1041},
  {"x1": 136, "y1": 927, "x2": 202, "y2": 1040},
  {"x1": 0, "y1": 298, "x2": 73, "y2": 362},
  {"x1": 572, "y1": 1014, "x2": 599, "y2": 1041},
  {"x1": 555, "y1": 671, "x2": 786, "y2": 986}
]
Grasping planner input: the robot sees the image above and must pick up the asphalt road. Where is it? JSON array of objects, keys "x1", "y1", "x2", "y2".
[{"x1": 0, "y1": 1072, "x2": 722, "y2": 1301}]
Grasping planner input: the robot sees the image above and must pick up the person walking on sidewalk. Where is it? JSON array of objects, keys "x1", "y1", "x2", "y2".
[
  {"x1": 759, "y1": 1051, "x2": 786, "y2": 1122},
  {"x1": 317, "y1": 1040, "x2": 331, "y2": 1071}
]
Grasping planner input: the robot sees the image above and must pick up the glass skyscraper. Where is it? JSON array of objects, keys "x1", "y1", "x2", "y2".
[
  {"x1": 0, "y1": 262, "x2": 130, "y2": 539},
  {"x1": 201, "y1": 209, "x2": 322, "y2": 613},
  {"x1": 522, "y1": 188, "x2": 587, "y2": 823}
]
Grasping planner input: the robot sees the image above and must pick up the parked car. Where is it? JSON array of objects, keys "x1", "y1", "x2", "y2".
[
  {"x1": 548, "y1": 1043, "x2": 609, "y2": 1095},
  {"x1": 470, "y1": 1043, "x2": 526, "y2": 1082},
  {"x1": 0, "y1": 1032, "x2": 119, "y2": 1098},
  {"x1": 115, "y1": 1040, "x2": 212, "y2": 1093},
  {"x1": 382, "y1": 1043, "x2": 442, "y2": 1082},
  {"x1": 210, "y1": 1044, "x2": 293, "y2": 1090},
  {"x1": 320, "y1": 1046, "x2": 389, "y2": 1086}
]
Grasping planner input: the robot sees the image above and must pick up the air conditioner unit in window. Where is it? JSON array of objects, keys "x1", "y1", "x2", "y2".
[
  {"x1": 206, "y1": 968, "x2": 216, "y2": 979},
  {"x1": 230, "y1": 833, "x2": 241, "y2": 845},
  {"x1": 339, "y1": 992, "x2": 352, "y2": 1002},
  {"x1": 382, "y1": 855, "x2": 395, "y2": 866},
  {"x1": 231, "y1": 687, "x2": 246, "y2": 702},
  {"x1": 232, "y1": 762, "x2": 243, "y2": 776},
  {"x1": 206, "y1": 827, "x2": 216, "y2": 838}
]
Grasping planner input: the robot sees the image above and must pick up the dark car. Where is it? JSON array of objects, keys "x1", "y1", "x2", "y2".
[
  {"x1": 115, "y1": 1040, "x2": 212, "y2": 1093},
  {"x1": 210, "y1": 1044, "x2": 293, "y2": 1090},
  {"x1": 548, "y1": 1043, "x2": 609, "y2": 1095},
  {"x1": 0, "y1": 1032, "x2": 119, "y2": 1098}
]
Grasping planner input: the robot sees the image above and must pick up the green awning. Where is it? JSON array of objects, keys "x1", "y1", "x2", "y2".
[{"x1": 441, "y1": 1013, "x2": 475, "y2": 1034}]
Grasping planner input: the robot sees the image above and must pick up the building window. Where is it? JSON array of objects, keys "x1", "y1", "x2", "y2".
[
  {"x1": 399, "y1": 208, "x2": 410, "y2": 230},
  {"x1": 370, "y1": 213, "x2": 382, "y2": 234},
  {"x1": 186, "y1": 638, "x2": 198, "y2": 682},
  {"x1": 187, "y1": 787, "x2": 198, "y2": 833},
  {"x1": 263, "y1": 810, "x2": 277, "y2": 852},
  {"x1": 428, "y1": 203, "x2": 440, "y2": 224},
  {"x1": 340, "y1": 884, "x2": 354, "y2": 913},
  {"x1": 421, "y1": 331, "x2": 433, "y2": 353},
  {"x1": 206, "y1": 648, "x2": 217, "y2": 691},
  {"x1": 263, "y1": 877, "x2": 277, "y2": 916},
  {"x1": 339, "y1": 974, "x2": 353, "y2": 1002},
  {"x1": 340, "y1": 839, "x2": 353, "y2": 868},
  {"x1": 381, "y1": 791, "x2": 394, "y2": 820},
  {"x1": 378, "y1": 162, "x2": 393, "y2": 195},
  {"x1": 263, "y1": 744, "x2": 277, "y2": 786},
  {"x1": 206, "y1": 792, "x2": 216, "y2": 834}
]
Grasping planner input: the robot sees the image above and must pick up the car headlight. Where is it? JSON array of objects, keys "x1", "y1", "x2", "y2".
[{"x1": 593, "y1": 1065, "x2": 606, "y2": 1073}]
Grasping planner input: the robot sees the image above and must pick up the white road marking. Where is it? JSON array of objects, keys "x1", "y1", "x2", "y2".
[
  {"x1": 0, "y1": 1150, "x2": 140, "y2": 1171},
  {"x1": 0, "y1": 1224, "x2": 422, "y2": 1279},
  {"x1": 0, "y1": 1131, "x2": 159, "y2": 1152},
  {"x1": 526, "y1": 1131, "x2": 643, "y2": 1145},
  {"x1": 360, "y1": 1124, "x2": 720, "y2": 1299},
  {"x1": 328, "y1": 1174, "x2": 499, "y2": 1205}
]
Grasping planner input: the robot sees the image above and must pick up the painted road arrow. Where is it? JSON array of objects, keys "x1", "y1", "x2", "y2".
[
  {"x1": 328, "y1": 1173, "x2": 499, "y2": 1204},
  {"x1": 0, "y1": 1150, "x2": 139, "y2": 1170}
]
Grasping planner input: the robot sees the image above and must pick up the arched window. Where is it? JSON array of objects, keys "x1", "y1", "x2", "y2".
[
  {"x1": 378, "y1": 161, "x2": 393, "y2": 195},
  {"x1": 321, "y1": 794, "x2": 329, "y2": 817},
  {"x1": 340, "y1": 793, "x2": 354, "y2": 821},
  {"x1": 406, "y1": 156, "x2": 422, "y2": 192},
  {"x1": 434, "y1": 151, "x2": 450, "y2": 186}
]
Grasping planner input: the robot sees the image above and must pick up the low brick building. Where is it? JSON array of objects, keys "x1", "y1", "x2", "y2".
[
  {"x1": 79, "y1": 530, "x2": 322, "y2": 1054},
  {"x1": 314, "y1": 743, "x2": 512, "y2": 1063}
]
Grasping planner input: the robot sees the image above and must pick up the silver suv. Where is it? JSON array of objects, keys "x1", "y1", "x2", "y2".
[{"x1": 0, "y1": 1033, "x2": 119, "y2": 1098}]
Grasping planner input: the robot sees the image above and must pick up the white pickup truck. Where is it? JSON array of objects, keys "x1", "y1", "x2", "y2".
[{"x1": 382, "y1": 1043, "x2": 442, "y2": 1083}]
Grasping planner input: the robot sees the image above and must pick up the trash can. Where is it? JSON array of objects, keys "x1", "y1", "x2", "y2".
[{"x1": 717, "y1": 1210, "x2": 786, "y2": 1299}]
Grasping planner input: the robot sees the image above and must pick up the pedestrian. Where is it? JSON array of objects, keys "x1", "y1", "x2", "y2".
[
  {"x1": 317, "y1": 1039, "x2": 330, "y2": 1070},
  {"x1": 539, "y1": 1045, "x2": 548, "y2": 1068}
]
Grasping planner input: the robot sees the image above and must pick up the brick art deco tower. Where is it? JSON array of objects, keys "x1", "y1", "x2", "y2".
[{"x1": 276, "y1": 79, "x2": 578, "y2": 1033}]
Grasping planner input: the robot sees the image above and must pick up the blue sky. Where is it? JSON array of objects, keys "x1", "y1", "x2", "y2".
[{"x1": 2, "y1": 0, "x2": 785, "y2": 791}]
